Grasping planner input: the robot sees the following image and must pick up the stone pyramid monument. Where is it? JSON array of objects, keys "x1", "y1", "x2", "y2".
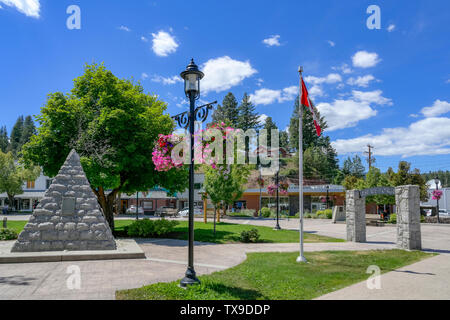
[{"x1": 12, "y1": 150, "x2": 117, "y2": 252}]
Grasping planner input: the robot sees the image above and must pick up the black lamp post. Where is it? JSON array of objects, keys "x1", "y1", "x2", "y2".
[
  {"x1": 274, "y1": 170, "x2": 281, "y2": 230},
  {"x1": 435, "y1": 176, "x2": 440, "y2": 224},
  {"x1": 136, "y1": 192, "x2": 139, "y2": 220},
  {"x1": 173, "y1": 59, "x2": 216, "y2": 287},
  {"x1": 326, "y1": 185, "x2": 330, "y2": 209}
]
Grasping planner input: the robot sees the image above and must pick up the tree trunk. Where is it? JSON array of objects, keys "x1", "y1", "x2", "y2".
[
  {"x1": 7, "y1": 194, "x2": 15, "y2": 212},
  {"x1": 92, "y1": 186, "x2": 118, "y2": 230}
]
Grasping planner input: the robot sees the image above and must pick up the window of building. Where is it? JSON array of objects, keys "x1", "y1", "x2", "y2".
[
  {"x1": 26, "y1": 181, "x2": 35, "y2": 189},
  {"x1": 46, "y1": 179, "x2": 53, "y2": 189},
  {"x1": 194, "y1": 183, "x2": 203, "y2": 190}
]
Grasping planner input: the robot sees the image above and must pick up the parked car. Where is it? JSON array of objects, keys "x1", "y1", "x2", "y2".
[
  {"x1": 126, "y1": 205, "x2": 144, "y2": 215},
  {"x1": 438, "y1": 209, "x2": 450, "y2": 216},
  {"x1": 178, "y1": 207, "x2": 202, "y2": 217}
]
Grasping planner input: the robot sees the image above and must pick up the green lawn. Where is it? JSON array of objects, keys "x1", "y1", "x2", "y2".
[
  {"x1": 116, "y1": 249, "x2": 434, "y2": 300},
  {"x1": 114, "y1": 219, "x2": 343, "y2": 244},
  {"x1": 5, "y1": 219, "x2": 343, "y2": 244}
]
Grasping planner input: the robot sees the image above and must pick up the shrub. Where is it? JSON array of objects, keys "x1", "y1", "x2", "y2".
[
  {"x1": 0, "y1": 228, "x2": 18, "y2": 241},
  {"x1": 323, "y1": 209, "x2": 333, "y2": 219},
  {"x1": 388, "y1": 214, "x2": 397, "y2": 224},
  {"x1": 239, "y1": 229, "x2": 260, "y2": 243},
  {"x1": 228, "y1": 209, "x2": 255, "y2": 217},
  {"x1": 420, "y1": 215, "x2": 425, "y2": 223},
  {"x1": 261, "y1": 207, "x2": 272, "y2": 218},
  {"x1": 126, "y1": 219, "x2": 179, "y2": 238}
]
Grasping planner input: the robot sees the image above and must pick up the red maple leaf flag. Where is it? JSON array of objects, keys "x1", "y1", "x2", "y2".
[{"x1": 300, "y1": 77, "x2": 322, "y2": 137}]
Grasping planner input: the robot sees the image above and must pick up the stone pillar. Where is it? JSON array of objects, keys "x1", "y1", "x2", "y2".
[
  {"x1": 396, "y1": 185, "x2": 422, "y2": 250},
  {"x1": 346, "y1": 190, "x2": 366, "y2": 242}
]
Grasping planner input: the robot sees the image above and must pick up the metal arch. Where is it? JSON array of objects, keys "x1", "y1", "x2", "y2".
[
  {"x1": 173, "y1": 112, "x2": 190, "y2": 129},
  {"x1": 358, "y1": 186, "x2": 395, "y2": 198},
  {"x1": 172, "y1": 101, "x2": 217, "y2": 129}
]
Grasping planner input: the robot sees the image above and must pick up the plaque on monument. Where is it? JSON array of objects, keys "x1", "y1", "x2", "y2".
[{"x1": 62, "y1": 197, "x2": 76, "y2": 215}]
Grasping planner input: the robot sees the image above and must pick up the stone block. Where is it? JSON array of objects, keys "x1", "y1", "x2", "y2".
[
  {"x1": 76, "y1": 223, "x2": 90, "y2": 231},
  {"x1": 64, "y1": 222, "x2": 77, "y2": 231},
  {"x1": 38, "y1": 222, "x2": 54, "y2": 231}
]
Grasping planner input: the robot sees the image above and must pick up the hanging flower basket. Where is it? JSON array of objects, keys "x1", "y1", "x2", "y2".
[
  {"x1": 152, "y1": 134, "x2": 184, "y2": 172},
  {"x1": 267, "y1": 184, "x2": 277, "y2": 196},
  {"x1": 432, "y1": 190, "x2": 443, "y2": 201}
]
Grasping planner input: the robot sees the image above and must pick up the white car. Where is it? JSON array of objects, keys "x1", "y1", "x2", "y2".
[
  {"x1": 178, "y1": 208, "x2": 202, "y2": 217},
  {"x1": 438, "y1": 209, "x2": 450, "y2": 216},
  {"x1": 126, "y1": 205, "x2": 144, "y2": 215}
]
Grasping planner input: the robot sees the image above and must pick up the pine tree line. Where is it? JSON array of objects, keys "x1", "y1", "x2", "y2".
[{"x1": 0, "y1": 115, "x2": 36, "y2": 157}]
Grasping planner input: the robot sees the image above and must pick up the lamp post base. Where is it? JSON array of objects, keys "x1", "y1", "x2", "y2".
[
  {"x1": 296, "y1": 255, "x2": 307, "y2": 263},
  {"x1": 180, "y1": 267, "x2": 200, "y2": 287},
  {"x1": 274, "y1": 225, "x2": 281, "y2": 230}
]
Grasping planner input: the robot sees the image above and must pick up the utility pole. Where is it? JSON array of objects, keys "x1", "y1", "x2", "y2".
[{"x1": 364, "y1": 144, "x2": 375, "y2": 169}]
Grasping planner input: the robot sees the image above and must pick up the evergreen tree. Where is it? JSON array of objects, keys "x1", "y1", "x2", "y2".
[
  {"x1": 20, "y1": 116, "x2": 36, "y2": 147},
  {"x1": 280, "y1": 131, "x2": 289, "y2": 151},
  {"x1": 0, "y1": 126, "x2": 9, "y2": 153},
  {"x1": 342, "y1": 155, "x2": 366, "y2": 178},
  {"x1": 8, "y1": 116, "x2": 24, "y2": 156},
  {"x1": 212, "y1": 92, "x2": 239, "y2": 127},
  {"x1": 263, "y1": 116, "x2": 278, "y2": 149},
  {"x1": 237, "y1": 93, "x2": 261, "y2": 131}
]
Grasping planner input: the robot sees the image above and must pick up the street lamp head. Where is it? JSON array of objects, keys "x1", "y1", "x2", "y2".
[
  {"x1": 435, "y1": 176, "x2": 440, "y2": 186},
  {"x1": 180, "y1": 58, "x2": 204, "y2": 99}
]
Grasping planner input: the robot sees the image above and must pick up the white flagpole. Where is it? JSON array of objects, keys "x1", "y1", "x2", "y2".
[{"x1": 297, "y1": 66, "x2": 307, "y2": 263}]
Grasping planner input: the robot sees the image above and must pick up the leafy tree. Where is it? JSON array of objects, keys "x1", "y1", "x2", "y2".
[
  {"x1": 342, "y1": 175, "x2": 364, "y2": 191},
  {"x1": 204, "y1": 164, "x2": 251, "y2": 219},
  {"x1": 21, "y1": 63, "x2": 188, "y2": 229},
  {"x1": 0, "y1": 151, "x2": 40, "y2": 210},
  {"x1": 237, "y1": 93, "x2": 261, "y2": 132},
  {"x1": 389, "y1": 161, "x2": 428, "y2": 201},
  {"x1": 8, "y1": 116, "x2": 24, "y2": 156},
  {"x1": 212, "y1": 92, "x2": 239, "y2": 126},
  {"x1": 0, "y1": 126, "x2": 9, "y2": 153},
  {"x1": 422, "y1": 170, "x2": 450, "y2": 188}
]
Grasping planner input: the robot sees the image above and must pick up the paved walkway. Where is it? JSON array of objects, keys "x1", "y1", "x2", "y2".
[{"x1": 1, "y1": 216, "x2": 449, "y2": 300}]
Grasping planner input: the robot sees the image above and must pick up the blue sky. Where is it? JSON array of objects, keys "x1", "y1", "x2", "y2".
[{"x1": 0, "y1": 0, "x2": 449, "y2": 172}]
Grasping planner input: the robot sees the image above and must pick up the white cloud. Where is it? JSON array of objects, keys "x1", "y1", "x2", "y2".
[
  {"x1": 352, "y1": 90, "x2": 392, "y2": 106},
  {"x1": 421, "y1": 100, "x2": 450, "y2": 117},
  {"x1": 141, "y1": 36, "x2": 148, "y2": 42},
  {"x1": 141, "y1": 73, "x2": 149, "y2": 80},
  {"x1": 0, "y1": 0, "x2": 40, "y2": 18},
  {"x1": 387, "y1": 24, "x2": 396, "y2": 32},
  {"x1": 327, "y1": 40, "x2": 335, "y2": 47},
  {"x1": 263, "y1": 35, "x2": 281, "y2": 47},
  {"x1": 151, "y1": 30, "x2": 179, "y2": 57},
  {"x1": 332, "y1": 117, "x2": 450, "y2": 157},
  {"x1": 316, "y1": 99, "x2": 378, "y2": 131},
  {"x1": 309, "y1": 85, "x2": 324, "y2": 98},
  {"x1": 151, "y1": 74, "x2": 183, "y2": 85},
  {"x1": 249, "y1": 86, "x2": 298, "y2": 105},
  {"x1": 333, "y1": 64, "x2": 353, "y2": 74},
  {"x1": 118, "y1": 26, "x2": 131, "y2": 32},
  {"x1": 347, "y1": 75, "x2": 376, "y2": 87},
  {"x1": 201, "y1": 56, "x2": 257, "y2": 93},
  {"x1": 352, "y1": 51, "x2": 381, "y2": 68},
  {"x1": 304, "y1": 73, "x2": 342, "y2": 85}
]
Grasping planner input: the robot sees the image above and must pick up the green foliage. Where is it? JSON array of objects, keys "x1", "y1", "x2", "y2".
[
  {"x1": 388, "y1": 162, "x2": 428, "y2": 202},
  {"x1": 228, "y1": 209, "x2": 255, "y2": 217},
  {"x1": 342, "y1": 155, "x2": 366, "y2": 178},
  {"x1": 388, "y1": 213, "x2": 397, "y2": 224},
  {"x1": 20, "y1": 63, "x2": 188, "y2": 226},
  {"x1": 260, "y1": 207, "x2": 272, "y2": 218},
  {"x1": 315, "y1": 209, "x2": 332, "y2": 219},
  {"x1": 236, "y1": 93, "x2": 261, "y2": 131},
  {"x1": 239, "y1": 228, "x2": 260, "y2": 243},
  {"x1": 342, "y1": 175, "x2": 364, "y2": 191},
  {"x1": 0, "y1": 228, "x2": 18, "y2": 241},
  {"x1": 422, "y1": 170, "x2": 450, "y2": 188},
  {"x1": 0, "y1": 126, "x2": 9, "y2": 153},
  {"x1": 126, "y1": 219, "x2": 179, "y2": 238},
  {"x1": 212, "y1": 92, "x2": 239, "y2": 126},
  {"x1": 204, "y1": 163, "x2": 251, "y2": 214},
  {"x1": 279, "y1": 131, "x2": 289, "y2": 151},
  {"x1": 0, "y1": 151, "x2": 40, "y2": 205}
]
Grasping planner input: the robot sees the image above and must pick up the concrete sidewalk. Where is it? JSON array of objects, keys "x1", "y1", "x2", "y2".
[
  {"x1": 0, "y1": 240, "x2": 394, "y2": 300},
  {"x1": 317, "y1": 253, "x2": 450, "y2": 300}
]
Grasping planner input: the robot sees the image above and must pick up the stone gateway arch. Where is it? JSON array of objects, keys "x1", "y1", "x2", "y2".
[{"x1": 346, "y1": 185, "x2": 422, "y2": 250}]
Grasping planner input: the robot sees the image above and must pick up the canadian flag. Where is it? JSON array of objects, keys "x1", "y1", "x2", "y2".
[{"x1": 300, "y1": 77, "x2": 322, "y2": 137}]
